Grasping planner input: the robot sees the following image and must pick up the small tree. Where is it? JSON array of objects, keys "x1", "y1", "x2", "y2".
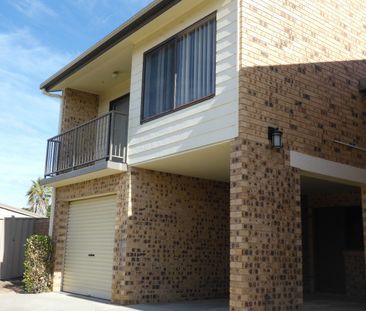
[
  {"x1": 23, "y1": 235, "x2": 53, "y2": 293},
  {"x1": 26, "y1": 178, "x2": 52, "y2": 217}
]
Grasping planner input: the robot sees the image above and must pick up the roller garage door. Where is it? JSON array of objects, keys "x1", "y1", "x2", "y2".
[{"x1": 63, "y1": 195, "x2": 116, "y2": 300}]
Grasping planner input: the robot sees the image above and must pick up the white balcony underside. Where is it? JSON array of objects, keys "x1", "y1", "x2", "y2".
[{"x1": 40, "y1": 160, "x2": 127, "y2": 188}]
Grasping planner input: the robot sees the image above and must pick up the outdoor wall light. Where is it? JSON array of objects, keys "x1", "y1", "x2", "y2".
[
  {"x1": 359, "y1": 78, "x2": 366, "y2": 93},
  {"x1": 268, "y1": 127, "x2": 283, "y2": 149}
]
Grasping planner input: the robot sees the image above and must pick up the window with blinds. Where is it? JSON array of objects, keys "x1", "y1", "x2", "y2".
[{"x1": 142, "y1": 13, "x2": 216, "y2": 122}]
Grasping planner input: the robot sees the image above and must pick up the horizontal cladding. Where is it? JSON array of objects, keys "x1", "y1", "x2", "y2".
[{"x1": 127, "y1": 0, "x2": 238, "y2": 164}]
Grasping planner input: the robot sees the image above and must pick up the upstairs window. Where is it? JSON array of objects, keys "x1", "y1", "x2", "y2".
[{"x1": 142, "y1": 13, "x2": 216, "y2": 122}]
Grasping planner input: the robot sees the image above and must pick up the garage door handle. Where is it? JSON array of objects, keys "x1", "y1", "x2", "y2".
[{"x1": 88, "y1": 254, "x2": 95, "y2": 257}]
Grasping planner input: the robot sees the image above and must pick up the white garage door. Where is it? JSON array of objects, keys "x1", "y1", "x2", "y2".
[{"x1": 63, "y1": 195, "x2": 116, "y2": 300}]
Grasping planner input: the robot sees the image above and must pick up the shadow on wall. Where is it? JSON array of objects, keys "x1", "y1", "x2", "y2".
[
  {"x1": 239, "y1": 59, "x2": 366, "y2": 168},
  {"x1": 230, "y1": 59, "x2": 366, "y2": 310}
]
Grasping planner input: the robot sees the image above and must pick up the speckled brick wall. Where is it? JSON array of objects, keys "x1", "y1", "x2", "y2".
[
  {"x1": 344, "y1": 251, "x2": 366, "y2": 299},
  {"x1": 61, "y1": 88, "x2": 98, "y2": 132},
  {"x1": 52, "y1": 168, "x2": 229, "y2": 304},
  {"x1": 362, "y1": 186, "x2": 366, "y2": 285},
  {"x1": 115, "y1": 168, "x2": 230, "y2": 304},
  {"x1": 232, "y1": 0, "x2": 366, "y2": 310},
  {"x1": 230, "y1": 141, "x2": 302, "y2": 310},
  {"x1": 308, "y1": 191, "x2": 361, "y2": 208}
]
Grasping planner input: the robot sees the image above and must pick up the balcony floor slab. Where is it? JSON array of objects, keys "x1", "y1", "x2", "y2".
[{"x1": 40, "y1": 161, "x2": 127, "y2": 187}]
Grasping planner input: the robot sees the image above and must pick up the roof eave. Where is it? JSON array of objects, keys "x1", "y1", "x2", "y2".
[{"x1": 40, "y1": 0, "x2": 181, "y2": 92}]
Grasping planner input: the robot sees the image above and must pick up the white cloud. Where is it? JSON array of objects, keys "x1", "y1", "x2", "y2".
[
  {"x1": 0, "y1": 28, "x2": 73, "y2": 208},
  {"x1": 11, "y1": 0, "x2": 57, "y2": 18}
]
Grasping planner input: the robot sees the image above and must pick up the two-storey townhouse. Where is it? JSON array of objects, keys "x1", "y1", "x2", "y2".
[{"x1": 40, "y1": 0, "x2": 366, "y2": 310}]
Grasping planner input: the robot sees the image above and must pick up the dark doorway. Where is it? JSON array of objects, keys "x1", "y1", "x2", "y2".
[
  {"x1": 110, "y1": 94, "x2": 130, "y2": 114},
  {"x1": 313, "y1": 206, "x2": 363, "y2": 294},
  {"x1": 300, "y1": 176, "x2": 365, "y2": 300},
  {"x1": 109, "y1": 94, "x2": 130, "y2": 162}
]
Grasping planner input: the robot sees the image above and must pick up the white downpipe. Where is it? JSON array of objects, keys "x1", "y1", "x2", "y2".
[{"x1": 41, "y1": 88, "x2": 63, "y2": 237}]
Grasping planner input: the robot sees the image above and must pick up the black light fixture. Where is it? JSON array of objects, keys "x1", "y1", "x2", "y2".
[
  {"x1": 268, "y1": 127, "x2": 283, "y2": 149},
  {"x1": 359, "y1": 78, "x2": 366, "y2": 93}
]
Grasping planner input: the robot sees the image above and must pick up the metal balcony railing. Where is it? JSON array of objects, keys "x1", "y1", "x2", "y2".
[{"x1": 44, "y1": 111, "x2": 128, "y2": 178}]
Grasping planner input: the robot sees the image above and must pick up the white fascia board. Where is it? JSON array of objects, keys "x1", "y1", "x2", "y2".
[{"x1": 290, "y1": 150, "x2": 366, "y2": 185}]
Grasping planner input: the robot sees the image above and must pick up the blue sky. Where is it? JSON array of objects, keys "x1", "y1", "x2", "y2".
[{"x1": 0, "y1": 0, "x2": 152, "y2": 208}]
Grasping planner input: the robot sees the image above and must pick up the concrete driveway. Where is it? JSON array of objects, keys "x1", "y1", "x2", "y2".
[
  {"x1": 0, "y1": 293, "x2": 228, "y2": 311},
  {"x1": 304, "y1": 296, "x2": 366, "y2": 311},
  {"x1": 0, "y1": 290, "x2": 365, "y2": 311}
]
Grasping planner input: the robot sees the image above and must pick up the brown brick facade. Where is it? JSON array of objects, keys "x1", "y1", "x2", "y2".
[
  {"x1": 344, "y1": 250, "x2": 366, "y2": 299},
  {"x1": 118, "y1": 168, "x2": 229, "y2": 304},
  {"x1": 50, "y1": 2, "x2": 366, "y2": 309},
  {"x1": 61, "y1": 88, "x2": 98, "y2": 132},
  {"x1": 52, "y1": 168, "x2": 229, "y2": 304},
  {"x1": 230, "y1": 143, "x2": 302, "y2": 310},
  {"x1": 363, "y1": 186, "x2": 366, "y2": 282},
  {"x1": 232, "y1": 0, "x2": 366, "y2": 310}
]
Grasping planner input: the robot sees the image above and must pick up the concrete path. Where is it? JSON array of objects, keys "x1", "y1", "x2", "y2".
[
  {"x1": 0, "y1": 291, "x2": 365, "y2": 311},
  {"x1": 304, "y1": 296, "x2": 366, "y2": 311},
  {"x1": 0, "y1": 293, "x2": 227, "y2": 311}
]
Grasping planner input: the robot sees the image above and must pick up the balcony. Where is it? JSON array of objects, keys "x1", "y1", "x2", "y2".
[{"x1": 42, "y1": 111, "x2": 128, "y2": 187}]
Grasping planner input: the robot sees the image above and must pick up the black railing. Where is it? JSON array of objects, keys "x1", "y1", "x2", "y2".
[{"x1": 44, "y1": 111, "x2": 128, "y2": 178}]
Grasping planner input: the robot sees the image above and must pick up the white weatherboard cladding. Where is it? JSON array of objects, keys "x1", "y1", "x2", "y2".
[
  {"x1": 63, "y1": 195, "x2": 116, "y2": 300},
  {"x1": 127, "y1": 0, "x2": 238, "y2": 164}
]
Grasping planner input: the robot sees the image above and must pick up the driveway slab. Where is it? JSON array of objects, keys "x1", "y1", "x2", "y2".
[
  {"x1": 1, "y1": 292, "x2": 365, "y2": 311},
  {"x1": 0, "y1": 293, "x2": 227, "y2": 311}
]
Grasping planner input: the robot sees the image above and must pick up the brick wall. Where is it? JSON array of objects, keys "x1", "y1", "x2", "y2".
[
  {"x1": 116, "y1": 168, "x2": 229, "y2": 304},
  {"x1": 52, "y1": 168, "x2": 229, "y2": 304},
  {"x1": 344, "y1": 251, "x2": 366, "y2": 299},
  {"x1": 61, "y1": 88, "x2": 99, "y2": 132},
  {"x1": 363, "y1": 186, "x2": 366, "y2": 282},
  {"x1": 307, "y1": 191, "x2": 361, "y2": 209},
  {"x1": 232, "y1": 0, "x2": 366, "y2": 310},
  {"x1": 230, "y1": 141, "x2": 302, "y2": 310}
]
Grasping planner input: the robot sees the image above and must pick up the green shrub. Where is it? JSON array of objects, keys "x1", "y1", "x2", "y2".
[{"x1": 23, "y1": 234, "x2": 53, "y2": 293}]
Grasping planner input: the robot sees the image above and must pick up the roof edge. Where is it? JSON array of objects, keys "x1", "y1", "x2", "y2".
[
  {"x1": 0, "y1": 203, "x2": 46, "y2": 218},
  {"x1": 40, "y1": 0, "x2": 181, "y2": 91}
]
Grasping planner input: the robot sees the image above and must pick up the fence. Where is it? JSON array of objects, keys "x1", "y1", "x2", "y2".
[{"x1": 0, "y1": 218, "x2": 49, "y2": 280}]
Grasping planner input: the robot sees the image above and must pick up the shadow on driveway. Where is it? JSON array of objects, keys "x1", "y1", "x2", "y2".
[
  {"x1": 304, "y1": 295, "x2": 366, "y2": 311},
  {"x1": 0, "y1": 279, "x2": 24, "y2": 294}
]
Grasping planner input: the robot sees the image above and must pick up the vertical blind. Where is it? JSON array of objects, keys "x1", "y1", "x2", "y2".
[
  {"x1": 143, "y1": 15, "x2": 216, "y2": 120},
  {"x1": 176, "y1": 18, "x2": 216, "y2": 106},
  {"x1": 143, "y1": 40, "x2": 175, "y2": 119}
]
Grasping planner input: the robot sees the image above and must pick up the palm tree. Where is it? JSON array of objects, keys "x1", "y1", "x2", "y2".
[{"x1": 26, "y1": 178, "x2": 52, "y2": 217}]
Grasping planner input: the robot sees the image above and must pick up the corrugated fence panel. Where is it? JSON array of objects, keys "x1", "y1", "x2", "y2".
[{"x1": 0, "y1": 218, "x2": 34, "y2": 280}]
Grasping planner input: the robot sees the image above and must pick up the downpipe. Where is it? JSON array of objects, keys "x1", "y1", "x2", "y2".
[{"x1": 41, "y1": 88, "x2": 63, "y2": 237}]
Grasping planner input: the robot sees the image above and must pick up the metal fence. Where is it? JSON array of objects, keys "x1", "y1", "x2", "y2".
[
  {"x1": 0, "y1": 218, "x2": 34, "y2": 280},
  {"x1": 44, "y1": 111, "x2": 128, "y2": 178}
]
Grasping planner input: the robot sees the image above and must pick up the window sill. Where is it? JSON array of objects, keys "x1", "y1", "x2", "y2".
[{"x1": 140, "y1": 93, "x2": 216, "y2": 124}]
